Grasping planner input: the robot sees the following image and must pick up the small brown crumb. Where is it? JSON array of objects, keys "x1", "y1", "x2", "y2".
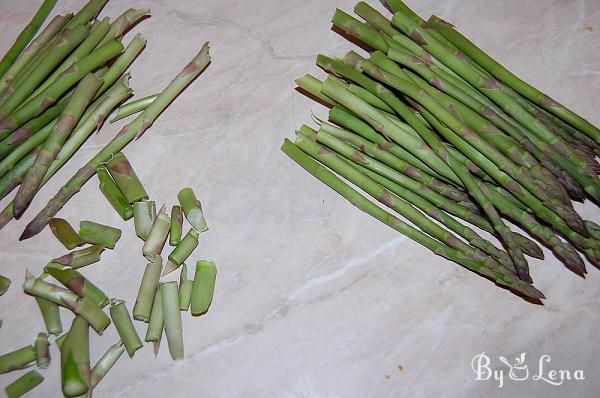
[
  {"x1": 398, "y1": 364, "x2": 405, "y2": 372},
  {"x1": 384, "y1": 374, "x2": 391, "y2": 380},
  {"x1": 585, "y1": 26, "x2": 594, "y2": 32}
]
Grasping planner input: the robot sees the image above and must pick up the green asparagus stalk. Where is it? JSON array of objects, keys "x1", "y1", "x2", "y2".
[
  {"x1": 0, "y1": 13, "x2": 71, "y2": 95},
  {"x1": 0, "y1": 0, "x2": 58, "y2": 80},
  {"x1": 4, "y1": 370, "x2": 44, "y2": 398},
  {"x1": 0, "y1": 345, "x2": 36, "y2": 374},
  {"x1": 191, "y1": 260, "x2": 217, "y2": 316},
  {"x1": 142, "y1": 206, "x2": 170, "y2": 260},
  {"x1": 295, "y1": 74, "x2": 347, "y2": 110},
  {"x1": 133, "y1": 256, "x2": 162, "y2": 322},
  {"x1": 53, "y1": 245, "x2": 105, "y2": 269},
  {"x1": 60, "y1": 316, "x2": 90, "y2": 397},
  {"x1": 13, "y1": 74, "x2": 103, "y2": 218},
  {"x1": 65, "y1": 0, "x2": 108, "y2": 30},
  {"x1": 97, "y1": 8, "x2": 151, "y2": 49},
  {"x1": 110, "y1": 94, "x2": 158, "y2": 123},
  {"x1": 379, "y1": 0, "x2": 420, "y2": 21},
  {"x1": 282, "y1": 139, "x2": 544, "y2": 298},
  {"x1": 169, "y1": 205, "x2": 183, "y2": 246},
  {"x1": 178, "y1": 188, "x2": 209, "y2": 233},
  {"x1": 21, "y1": 42, "x2": 211, "y2": 240},
  {"x1": 0, "y1": 148, "x2": 40, "y2": 200},
  {"x1": 0, "y1": 40, "x2": 124, "y2": 131},
  {"x1": 585, "y1": 220, "x2": 600, "y2": 241},
  {"x1": 109, "y1": 299, "x2": 143, "y2": 358},
  {"x1": 98, "y1": 34, "x2": 147, "y2": 94},
  {"x1": 35, "y1": 297, "x2": 62, "y2": 335},
  {"x1": 106, "y1": 152, "x2": 148, "y2": 203},
  {"x1": 23, "y1": 274, "x2": 111, "y2": 334},
  {"x1": 78, "y1": 221, "x2": 121, "y2": 249},
  {"x1": 332, "y1": 9, "x2": 389, "y2": 53},
  {"x1": 168, "y1": 229, "x2": 200, "y2": 268},
  {"x1": 428, "y1": 15, "x2": 600, "y2": 144},
  {"x1": 45, "y1": 262, "x2": 109, "y2": 307},
  {"x1": 134, "y1": 200, "x2": 156, "y2": 240},
  {"x1": 0, "y1": 25, "x2": 89, "y2": 119},
  {"x1": 49, "y1": 218, "x2": 85, "y2": 250},
  {"x1": 145, "y1": 289, "x2": 163, "y2": 356},
  {"x1": 89, "y1": 341, "x2": 125, "y2": 388},
  {"x1": 0, "y1": 274, "x2": 10, "y2": 296},
  {"x1": 161, "y1": 282, "x2": 184, "y2": 360},
  {"x1": 178, "y1": 264, "x2": 193, "y2": 311},
  {"x1": 97, "y1": 165, "x2": 134, "y2": 220},
  {"x1": 54, "y1": 332, "x2": 68, "y2": 350},
  {"x1": 34, "y1": 332, "x2": 50, "y2": 369}
]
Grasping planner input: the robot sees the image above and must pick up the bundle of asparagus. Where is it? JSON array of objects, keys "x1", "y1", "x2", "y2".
[{"x1": 284, "y1": 0, "x2": 600, "y2": 300}]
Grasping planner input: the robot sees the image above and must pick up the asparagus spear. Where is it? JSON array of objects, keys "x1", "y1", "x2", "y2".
[
  {"x1": 178, "y1": 264, "x2": 193, "y2": 311},
  {"x1": 21, "y1": 42, "x2": 211, "y2": 240},
  {"x1": 133, "y1": 256, "x2": 162, "y2": 322},
  {"x1": 109, "y1": 299, "x2": 143, "y2": 358},
  {"x1": 78, "y1": 221, "x2": 121, "y2": 250},
  {"x1": 178, "y1": 188, "x2": 209, "y2": 232},
  {"x1": 0, "y1": 0, "x2": 58, "y2": 80},
  {"x1": 60, "y1": 316, "x2": 90, "y2": 397},
  {"x1": 0, "y1": 274, "x2": 11, "y2": 296},
  {"x1": 191, "y1": 260, "x2": 217, "y2": 316},
  {"x1": 65, "y1": 0, "x2": 108, "y2": 30},
  {"x1": 106, "y1": 152, "x2": 148, "y2": 203},
  {"x1": 0, "y1": 345, "x2": 36, "y2": 374},
  {"x1": 97, "y1": 165, "x2": 134, "y2": 220},
  {"x1": 142, "y1": 206, "x2": 170, "y2": 260},
  {"x1": 35, "y1": 297, "x2": 63, "y2": 335},
  {"x1": 169, "y1": 205, "x2": 184, "y2": 246},
  {"x1": 97, "y1": 8, "x2": 151, "y2": 49},
  {"x1": 0, "y1": 148, "x2": 40, "y2": 200},
  {"x1": 4, "y1": 370, "x2": 44, "y2": 398},
  {"x1": 133, "y1": 200, "x2": 156, "y2": 240},
  {"x1": 45, "y1": 263, "x2": 109, "y2": 307},
  {"x1": 110, "y1": 94, "x2": 158, "y2": 123},
  {"x1": 161, "y1": 282, "x2": 184, "y2": 360},
  {"x1": 97, "y1": 34, "x2": 147, "y2": 94},
  {"x1": 53, "y1": 245, "x2": 105, "y2": 269},
  {"x1": 295, "y1": 74, "x2": 348, "y2": 110},
  {"x1": 13, "y1": 74, "x2": 103, "y2": 218},
  {"x1": 89, "y1": 341, "x2": 125, "y2": 389},
  {"x1": 34, "y1": 332, "x2": 50, "y2": 369},
  {"x1": 49, "y1": 218, "x2": 85, "y2": 250}
]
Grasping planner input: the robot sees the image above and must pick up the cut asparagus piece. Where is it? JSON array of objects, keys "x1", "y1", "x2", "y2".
[
  {"x1": 0, "y1": 274, "x2": 10, "y2": 296},
  {"x1": 161, "y1": 282, "x2": 184, "y2": 360},
  {"x1": 35, "y1": 297, "x2": 62, "y2": 335},
  {"x1": 97, "y1": 165, "x2": 133, "y2": 220},
  {"x1": 78, "y1": 221, "x2": 121, "y2": 250},
  {"x1": 49, "y1": 218, "x2": 85, "y2": 250},
  {"x1": 169, "y1": 205, "x2": 183, "y2": 246},
  {"x1": 0, "y1": 345, "x2": 36, "y2": 374},
  {"x1": 89, "y1": 341, "x2": 125, "y2": 389},
  {"x1": 191, "y1": 260, "x2": 217, "y2": 316},
  {"x1": 45, "y1": 263, "x2": 109, "y2": 308},
  {"x1": 60, "y1": 316, "x2": 90, "y2": 397},
  {"x1": 168, "y1": 229, "x2": 199, "y2": 267},
  {"x1": 4, "y1": 370, "x2": 44, "y2": 398},
  {"x1": 110, "y1": 94, "x2": 158, "y2": 122},
  {"x1": 21, "y1": 42, "x2": 211, "y2": 240},
  {"x1": 53, "y1": 245, "x2": 105, "y2": 269},
  {"x1": 145, "y1": 289, "x2": 163, "y2": 350},
  {"x1": 142, "y1": 207, "x2": 170, "y2": 260},
  {"x1": 133, "y1": 200, "x2": 156, "y2": 241},
  {"x1": 133, "y1": 256, "x2": 162, "y2": 322},
  {"x1": 106, "y1": 152, "x2": 148, "y2": 203},
  {"x1": 178, "y1": 188, "x2": 208, "y2": 232},
  {"x1": 109, "y1": 299, "x2": 143, "y2": 358},
  {"x1": 34, "y1": 332, "x2": 50, "y2": 369},
  {"x1": 178, "y1": 264, "x2": 193, "y2": 311}
]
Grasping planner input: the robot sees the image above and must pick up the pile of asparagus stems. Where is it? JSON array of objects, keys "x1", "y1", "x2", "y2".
[
  {"x1": 284, "y1": 0, "x2": 600, "y2": 300},
  {"x1": 1, "y1": 153, "x2": 218, "y2": 397}
]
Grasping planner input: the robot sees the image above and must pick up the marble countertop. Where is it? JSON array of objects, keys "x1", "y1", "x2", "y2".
[{"x1": 0, "y1": 0, "x2": 598, "y2": 397}]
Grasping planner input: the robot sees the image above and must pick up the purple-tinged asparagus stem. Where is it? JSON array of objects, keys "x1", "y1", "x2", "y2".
[
  {"x1": 168, "y1": 228, "x2": 199, "y2": 267},
  {"x1": 97, "y1": 165, "x2": 133, "y2": 220},
  {"x1": 191, "y1": 260, "x2": 217, "y2": 316},
  {"x1": 169, "y1": 205, "x2": 183, "y2": 246},
  {"x1": 142, "y1": 207, "x2": 170, "y2": 260},
  {"x1": 4, "y1": 369, "x2": 44, "y2": 398},
  {"x1": 60, "y1": 316, "x2": 90, "y2": 397},
  {"x1": 52, "y1": 245, "x2": 105, "y2": 269},
  {"x1": 106, "y1": 152, "x2": 148, "y2": 203},
  {"x1": 45, "y1": 263, "x2": 109, "y2": 308},
  {"x1": 13, "y1": 74, "x2": 102, "y2": 218},
  {"x1": 23, "y1": 273, "x2": 110, "y2": 334},
  {"x1": 78, "y1": 221, "x2": 121, "y2": 250},
  {"x1": 109, "y1": 299, "x2": 143, "y2": 358},
  {"x1": 133, "y1": 256, "x2": 162, "y2": 322},
  {"x1": 35, "y1": 297, "x2": 62, "y2": 335},
  {"x1": 133, "y1": 200, "x2": 156, "y2": 240},
  {"x1": 49, "y1": 218, "x2": 85, "y2": 250},
  {"x1": 21, "y1": 42, "x2": 211, "y2": 240},
  {"x1": 178, "y1": 188, "x2": 208, "y2": 233},
  {"x1": 161, "y1": 282, "x2": 184, "y2": 360},
  {"x1": 178, "y1": 264, "x2": 193, "y2": 311},
  {"x1": 89, "y1": 341, "x2": 125, "y2": 389},
  {"x1": 34, "y1": 333, "x2": 50, "y2": 369},
  {"x1": 0, "y1": 345, "x2": 36, "y2": 374}
]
